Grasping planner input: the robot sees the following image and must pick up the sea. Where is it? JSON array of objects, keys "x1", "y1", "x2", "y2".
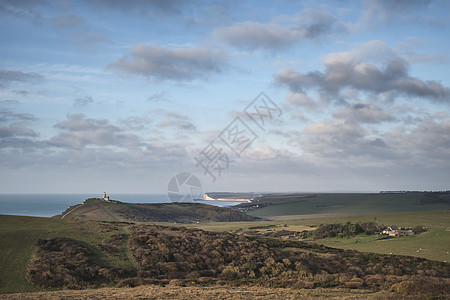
[{"x1": 0, "y1": 194, "x2": 248, "y2": 218}]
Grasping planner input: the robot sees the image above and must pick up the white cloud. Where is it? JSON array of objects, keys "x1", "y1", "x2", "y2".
[
  {"x1": 73, "y1": 96, "x2": 94, "y2": 106},
  {"x1": 285, "y1": 92, "x2": 316, "y2": 108},
  {"x1": 213, "y1": 9, "x2": 347, "y2": 52},
  {"x1": 109, "y1": 44, "x2": 227, "y2": 82},
  {"x1": 275, "y1": 41, "x2": 450, "y2": 103},
  {"x1": 333, "y1": 102, "x2": 394, "y2": 124},
  {"x1": 362, "y1": 0, "x2": 432, "y2": 24},
  {"x1": 0, "y1": 69, "x2": 43, "y2": 88},
  {"x1": 49, "y1": 114, "x2": 140, "y2": 148},
  {"x1": 213, "y1": 22, "x2": 294, "y2": 51}
]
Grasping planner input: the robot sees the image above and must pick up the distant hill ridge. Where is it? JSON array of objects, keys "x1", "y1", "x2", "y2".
[
  {"x1": 55, "y1": 198, "x2": 258, "y2": 223},
  {"x1": 203, "y1": 192, "x2": 259, "y2": 202}
]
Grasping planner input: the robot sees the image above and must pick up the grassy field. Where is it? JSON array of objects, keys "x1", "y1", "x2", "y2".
[
  {"x1": 1, "y1": 285, "x2": 387, "y2": 300},
  {"x1": 246, "y1": 193, "x2": 449, "y2": 218},
  {"x1": 1, "y1": 196, "x2": 449, "y2": 296},
  {"x1": 0, "y1": 215, "x2": 131, "y2": 294},
  {"x1": 304, "y1": 210, "x2": 450, "y2": 262},
  {"x1": 193, "y1": 210, "x2": 450, "y2": 262}
]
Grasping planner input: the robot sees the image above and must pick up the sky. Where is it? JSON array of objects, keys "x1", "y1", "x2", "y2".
[{"x1": 0, "y1": 0, "x2": 449, "y2": 194}]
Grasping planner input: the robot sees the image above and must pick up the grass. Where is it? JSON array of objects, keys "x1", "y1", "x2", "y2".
[
  {"x1": 1, "y1": 197, "x2": 449, "y2": 295},
  {"x1": 247, "y1": 193, "x2": 450, "y2": 218},
  {"x1": 0, "y1": 215, "x2": 132, "y2": 294},
  {"x1": 318, "y1": 229, "x2": 450, "y2": 262},
  {"x1": 59, "y1": 198, "x2": 257, "y2": 223},
  {"x1": 193, "y1": 210, "x2": 450, "y2": 262},
  {"x1": 0, "y1": 285, "x2": 386, "y2": 300},
  {"x1": 0, "y1": 215, "x2": 65, "y2": 293},
  {"x1": 300, "y1": 210, "x2": 450, "y2": 262}
]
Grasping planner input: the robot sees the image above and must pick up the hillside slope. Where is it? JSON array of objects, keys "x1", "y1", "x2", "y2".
[
  {"x1": 235, "y1": 192, "x2": 450, "y2": 218},
  {"x1": 1, "y1": 214, "x2": 449, "y2": 298},
  {"x1": 23, "y1": 224, "x2": 450, "y2": 297},
  {"x1": 55, "y1": 198, "x2": 258, "y2": 223}
]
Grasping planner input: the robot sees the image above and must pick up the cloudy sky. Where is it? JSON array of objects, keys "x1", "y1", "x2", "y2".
[{"x1": 0, "y1": 0, "x2": 449, "y2": 194}]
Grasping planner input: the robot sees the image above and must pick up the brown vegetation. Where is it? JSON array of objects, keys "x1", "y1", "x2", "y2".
[
  {"x1": 125, "y1": 225, "x2": 449, "y2": 294},
  {"x1": 0, "y1": 285, "x2": 386, "y2": 300},
  {"x1": 24, "y1": 225, "x2": 450, "y2": 299},
  {"x1": 26, "y1": 238, "x2": 134, "y2": 289},
  {"x1": 127, "y1": 225, "x2": 279, "y2": 281}
]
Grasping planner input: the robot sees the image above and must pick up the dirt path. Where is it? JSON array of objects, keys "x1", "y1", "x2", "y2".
[{"x1": 61, "y1": 204, "x2": 83, "y2": 219}]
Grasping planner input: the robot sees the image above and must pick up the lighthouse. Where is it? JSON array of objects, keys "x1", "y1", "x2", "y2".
[{"x1": 102, "y1": 192, "x2": 110, "y2": 201}]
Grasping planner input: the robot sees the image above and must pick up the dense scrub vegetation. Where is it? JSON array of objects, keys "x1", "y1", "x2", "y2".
[
  {"x1": 241, "y1": 222, "x2": 381, "y2": 240},
  {"x1": 244, "y1": 222, "x2": 428, "y2": 241},
  {"x1": 126, "y1": 225, "x2": 449, "y2": 294},
  {"x1": 303, "y1": 222, "x2": 380, "y2": 239},
  {"x1": 128, "y1": 225, "x2": 279, "y2": 281},
  {"x1": 25, "y1": 225, "x2": 450, "y2": 298},
  {"x1": 100, "y1": 233, "x2": 128, "y2": 259},
  {"x1": 26, "y1": 238, "x2": 134, "y2": 289}
]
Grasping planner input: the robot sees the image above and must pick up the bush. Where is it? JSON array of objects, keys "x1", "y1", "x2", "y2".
[
  {"x1": 343, "y1": 277, "x2": 364, "y2": 289},
  {"x1": 412, "y1": 225, "x2": 427, "y2": 234},
  {"x1": 128, "y1": 225, "x2": 280, "y2": 281},
  {"x1": 389, "y1": 276, "x2": 450, "y2": 297},
  {"x1": 26, "y1": 224, "x2": 450, "y2": 293},
  {"x1": 26, "y1": 237, "x2": 133, "y2": 289},
  {"x1": 306, "y1": 222, "x2": 377, "y2": 239}
]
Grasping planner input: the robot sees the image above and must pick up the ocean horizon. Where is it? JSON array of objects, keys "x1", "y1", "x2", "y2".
[{"x1": 0, "y1": 194, "x2": 247, "y2": 218}]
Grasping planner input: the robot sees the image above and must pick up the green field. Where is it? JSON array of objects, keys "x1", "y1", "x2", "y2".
[
  {"x1": 245, "y1": 193, "x2": 450, "y2": 217},
  {"x1": 1, "y1": 193, "x2": 449, "y2": 295},
  {"x1": 193, "y1": 210, "x2": 450, "y2": 263},
  {"x1": 0, "y1": 215, "x2": 131, "y2": 294},
  {"x1": 296, "y1": 210, "x2": 450, "y2": 262}
]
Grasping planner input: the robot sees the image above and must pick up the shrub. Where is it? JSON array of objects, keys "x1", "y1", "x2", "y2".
[
  {"x1": 26, "y1": 237, "x2": 133, "y2": 289},
  {"x1": 343, "y1": 277, "x2": 364, "y2": 289},
  {"x1": 389, "y1": 276, "x2": 450, "y2": 297}
]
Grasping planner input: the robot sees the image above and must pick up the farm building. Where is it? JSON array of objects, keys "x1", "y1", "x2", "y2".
[{"x1": 381, "y1": 226, "x2": 414, "y2": 237}]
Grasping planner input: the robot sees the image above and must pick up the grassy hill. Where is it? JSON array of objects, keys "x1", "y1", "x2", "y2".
[
  {"x1": 235, "y1": 192, "x2": 450, "y2": 217},
  {"x1": 204, "y1": 192, "x2": 258, "y2": 200},
  {"x1": 56, "y1": 198, "x2": 258, "y2": 223},
  {"x1": 1, "y1": 211, "x2": 449, "y2": 298},
  {"x1": 193, "y1": 210, "x2": 450, "y2": 263},
  {"x1": 1, "y1": 194, "x2": 449, "y2": 298},
  {"x1": 0, "y1": 215, "x2": 132, "y2": 294},
  {"x1": 1, "y1": 215, "x2": 449, "y2": 296}
]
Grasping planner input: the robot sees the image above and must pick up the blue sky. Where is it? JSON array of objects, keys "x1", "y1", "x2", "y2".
[{"x1": 0, "y1": 0, "x2": 449, "y2": 194}]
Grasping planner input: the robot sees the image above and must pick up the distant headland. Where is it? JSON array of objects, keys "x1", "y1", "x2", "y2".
[{"x1": 58, "y1": 193, "x2": 258, "y2": 223}]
